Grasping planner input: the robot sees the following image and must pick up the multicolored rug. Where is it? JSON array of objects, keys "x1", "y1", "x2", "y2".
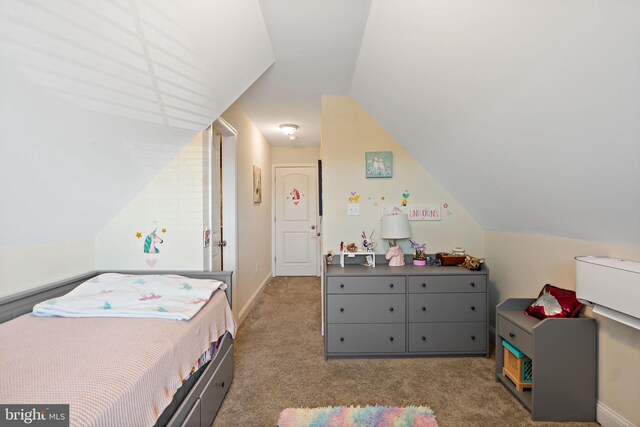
[{"x1": 277, "y1": 405, "x2": 438, "y2": 427}]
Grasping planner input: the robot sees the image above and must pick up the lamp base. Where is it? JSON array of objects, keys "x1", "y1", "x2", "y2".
[{"x1": 385, "y1": 246, "x2": 405, "y2": 267}]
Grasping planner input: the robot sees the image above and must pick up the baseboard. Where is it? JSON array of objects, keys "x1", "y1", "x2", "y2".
[
  {"x1": 597, "y1": 401, "x2": 636, "y2": 427},
  {"x1": 237, "y1": 274, "x2": 271, "y2": 326}
]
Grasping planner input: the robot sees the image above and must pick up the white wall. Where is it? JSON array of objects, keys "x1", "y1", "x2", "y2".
[
  {"x1": 272, "y1": 146, "x2": 320, "y2": 165},
  {"x1": 0, "y1": 238, "x2": 94, "y2": 298},
  {"x1": 321, "y1": 96, "x2": 484, "y2": 257},
  {"x1": 221, "y1": 103, "x2": 273, "y2": 320},
  {"x1": 351, "y1": 0, "x2": 640, "y2": 246},
  {"x1": 96, "y1": 134, "x2": 205, "y2": 271},
  {"x1": 0, "y1": 0, "x2": 274, "y2": 248},
  {"x1": 486, "y1": 230, "x2": 640, "y2": 426}
]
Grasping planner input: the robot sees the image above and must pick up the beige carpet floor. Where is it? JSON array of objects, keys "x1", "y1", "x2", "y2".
[{"x1": 213, "y1": 276, "x2": 599, "y2": 427}]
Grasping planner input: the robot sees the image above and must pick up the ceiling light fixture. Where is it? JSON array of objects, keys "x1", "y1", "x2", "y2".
[{"x1": 279, "y1": 124, "x2": 298, "y2": 138}]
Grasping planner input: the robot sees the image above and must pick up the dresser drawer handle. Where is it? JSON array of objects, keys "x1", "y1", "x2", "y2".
[
  {"x1": 389, "y1": 337, "x2": 394, "y2": 342},
  {"x1": 339, "y1": 307, "x2": 344, "y2": 312},
  {"x1": 421, "y1": 283, "x2": 426, "y2": 288},
  {"x1": 421, "y1": 306, "x2": 426, "y2": 311},
  {"x1": 509, "y1": 332, "x2": 515, "y2": 338},
  {"x1": 340, "y1": 337, "x2": 344, "y2": 342},
  {"x1": 389, "y1": 283, "x2": 394, "y2": 288},
  {"x1": 471, "y1": 306, "x2": 476, "y2": 311},
  {"x1": 421, "y1": 336, "x2": 427, "y2": 341},
  {"x1": 340, "y1": 283, "x2": 345, "y2": 288},
  {"x1": 470, "y1": 282, "x2": 476, "y2": 287},
  {"x1": 389, "y1": 307, "x2": 394, "y2": 312},
  {"x1": 471, "y1": 335, "x2": 476, "y2": 341}
]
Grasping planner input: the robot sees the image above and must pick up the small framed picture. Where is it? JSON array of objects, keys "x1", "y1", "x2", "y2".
[
  {"x1": 365, "y1": 151, "x2": 393, "y2": 178},
  {"x1": 203, "y1": 228, "x2": 211, "y2": 248},
  {"x1": 253, "y1": 165, "x2": 262, "y2": 203}
]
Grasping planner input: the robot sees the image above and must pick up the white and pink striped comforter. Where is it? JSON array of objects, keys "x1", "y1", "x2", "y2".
[
  {"x1": 33, "y1": 273, "x2": 226, "y2": 321},
  {"x1": 0, "y1": 289, "x2": 236, "y2": 427}
]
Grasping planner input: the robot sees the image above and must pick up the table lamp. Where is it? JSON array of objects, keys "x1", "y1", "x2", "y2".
[{"x1": 380, "y1": 214, "x2": 411, "y2": 266}]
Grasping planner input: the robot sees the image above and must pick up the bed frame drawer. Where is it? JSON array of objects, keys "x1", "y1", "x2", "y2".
[
  {"x1": 168, "y1": 335, "x2": 234, "y2": 427},
  {"x1": 180, "y1": 399, "x2": 201, "y2": 427},
  {"x1": 200, "y1": 344, "x2": 234, "y2": 426}
]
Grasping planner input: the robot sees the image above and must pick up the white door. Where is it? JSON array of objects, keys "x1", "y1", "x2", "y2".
[
  {"x1": 203, "y1": 125, "x2": 223, "y2": 271},
  {"x1": 275, "y1": 166, "x2": 318, "y2": 276}
]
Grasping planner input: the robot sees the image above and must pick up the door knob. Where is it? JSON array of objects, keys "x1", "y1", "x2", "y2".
[{"x1": 311, "y1": 225, "x2": 316, "y2": 230}]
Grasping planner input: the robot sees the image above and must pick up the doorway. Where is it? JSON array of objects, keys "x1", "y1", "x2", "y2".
[
  {"x1": 274, "y1": 165, "x2": 319, "y2": 276},
  {"x1": 203, "y1": 118, "x2": 237, "y2": 308},
  {"x1": 203, "y1": 124, "x2": 223, "y2": 270}
]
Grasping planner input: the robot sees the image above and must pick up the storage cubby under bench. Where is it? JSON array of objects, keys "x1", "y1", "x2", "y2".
[{"x1": 496, "y1": 298, "x2": 596, "y2": 422}]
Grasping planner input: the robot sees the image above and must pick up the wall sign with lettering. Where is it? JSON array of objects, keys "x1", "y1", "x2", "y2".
[
  {"x1": 380, "y1": 204, "x2": 441, "y2": 221},
  {"x1": 406, "y1": 204, "x2": 441, "y2": 221}
]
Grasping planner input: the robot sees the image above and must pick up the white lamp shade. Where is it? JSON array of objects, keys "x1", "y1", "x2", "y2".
[{"x1": 380, "y1": 214, "x2": 411, "y2": 239}]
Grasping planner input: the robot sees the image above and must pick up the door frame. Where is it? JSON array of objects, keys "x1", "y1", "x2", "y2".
[
  {"x1": 205, "y1": 117, "x2": 238, "y2": 312},
  {"x1": 272, "y1": 163, "x2": 320, "y2": 277}
]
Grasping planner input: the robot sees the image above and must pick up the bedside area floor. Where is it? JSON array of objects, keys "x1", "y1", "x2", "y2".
[{"x1": 213, "y1": 276, "x2": 600, "y2": 427}]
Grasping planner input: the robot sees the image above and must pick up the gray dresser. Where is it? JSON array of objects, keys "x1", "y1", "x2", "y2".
[{"x1": 324, "y1": 262, "x2": 489, "y2": 358}]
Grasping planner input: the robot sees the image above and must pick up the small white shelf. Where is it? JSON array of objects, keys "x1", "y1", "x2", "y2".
[{"x1": 340, "y1": 251, "x2": 375, "y2": 267}]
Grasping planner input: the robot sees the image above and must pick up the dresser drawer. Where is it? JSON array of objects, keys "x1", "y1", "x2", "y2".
[
  {"x1": 498, "y1": 315, "x2": 533, "y2": 358},
  {"x1": 327, "y1": 324, "x2": 406, "y2": 354},
  {"x1": 408, "y1": 322, "x2": 486, "y2": 353},
  {"x1": 408, "y1": 275, "x2": 486, "y2": 293},
  {"x1": 327, "y1": 276, "x2": 405, "y2": 294},
  {"x1": 408, "y1": 293, "x2": 486, "y2": 322},
  {"x1": 327, "y1": 294, "x2": 405, "y2": 323}
]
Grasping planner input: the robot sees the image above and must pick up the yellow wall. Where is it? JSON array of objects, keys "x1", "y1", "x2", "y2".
[
  {"x1": 486, "y1": 230, "x2": 640, "y2": 425},
  {"x1": 321, "y1": 96, "x2": 484, "y2": 257},
  {"x1": 221, "y1": 103, "x2": 273, "y2": 320},
  {"x1": 96, "y1": 134, "x2": 205, "y2": 271},
  {"x1": 320, "y1": 95, "x2": 639, "y2": 423}
]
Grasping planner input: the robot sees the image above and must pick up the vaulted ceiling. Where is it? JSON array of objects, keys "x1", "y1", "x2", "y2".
[{"x1": 1, "y1": 0, "x2": 638, "y2": 247}]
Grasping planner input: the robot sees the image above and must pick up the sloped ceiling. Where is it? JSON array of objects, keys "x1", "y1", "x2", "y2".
[
  {"x1": 1, "y1": 0, "x2": 638, "y2": 249},
  {"x1": 237, "y1": 0, "x2": 372, "y2": 146},
  {"x1": 0, "y1": 0, "x2": 274, "y2": 246},
  {"x1": 350, "y1": 0, "x2": 640, "y2": 246}
]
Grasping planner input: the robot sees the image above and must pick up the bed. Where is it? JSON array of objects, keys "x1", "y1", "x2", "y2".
[{"x1": 0, "y1": 270, "x2": 235, "y2": 427}]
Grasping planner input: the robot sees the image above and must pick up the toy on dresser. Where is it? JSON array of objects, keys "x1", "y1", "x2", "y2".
[
  {"x1": 385, "y1": 245, "x2": 405, "y2": 266},
  {"x1": 361, "y1": 230, "x2": 376, "y2": 252}
]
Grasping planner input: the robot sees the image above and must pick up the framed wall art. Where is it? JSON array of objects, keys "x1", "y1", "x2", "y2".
[
  {"x1": 253, "y1": 165, "x2": 262, "y2": 203},
  {"x1": 365, "y1": 151, "x2": 393, "y2": 178}
]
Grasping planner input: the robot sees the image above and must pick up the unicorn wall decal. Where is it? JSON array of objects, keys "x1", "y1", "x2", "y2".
[{"x1": 143, "y1": 229, "x2": 163, "y2": 254}]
